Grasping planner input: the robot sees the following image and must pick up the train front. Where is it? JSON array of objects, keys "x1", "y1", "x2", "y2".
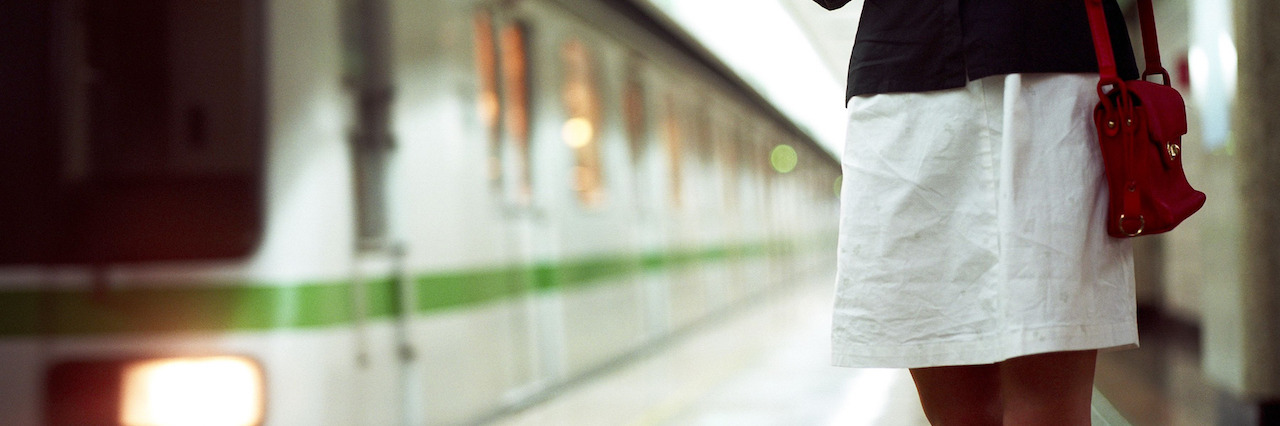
[{"x1": 0, "y1": 0, "x2": 841, "y2": 424}]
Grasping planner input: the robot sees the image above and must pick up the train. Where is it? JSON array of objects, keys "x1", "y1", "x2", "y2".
[{"x1": 0, "y1": 0, "x2": 840, "y2": 424}]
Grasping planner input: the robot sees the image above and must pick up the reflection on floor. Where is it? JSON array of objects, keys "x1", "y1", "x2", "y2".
[
  {"x1": 492, "y1": 267, "x2": 1131, "y2": 425},
  {"x1": 1095, "y1": 308, "x2": 1216, "y2": 426},
  {"x1": 493, "y1": 268, "x2": 929, "y2": 425}
]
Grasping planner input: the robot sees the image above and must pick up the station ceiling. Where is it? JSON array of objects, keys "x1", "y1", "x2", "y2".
[
  {"x1": 639, "y1": 0, "x2": 853, "y2": 155},
  {"x1": 638, "y1": 0, "x2": 1152, "y2": 156}
]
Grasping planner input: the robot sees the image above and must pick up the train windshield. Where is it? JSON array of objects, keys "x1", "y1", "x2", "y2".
[{"x1": 0, "y1": 0, "x2": 264, "y2": 264}]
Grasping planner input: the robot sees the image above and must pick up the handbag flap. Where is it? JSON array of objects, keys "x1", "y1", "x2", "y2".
[{"x1": 1128, "y1": 80, "x2": 1188, "y2": 142}]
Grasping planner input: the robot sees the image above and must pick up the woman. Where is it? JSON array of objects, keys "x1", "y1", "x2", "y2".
[{"x1": 813, "y1": 0, "x2": 1141, "y2": 424}]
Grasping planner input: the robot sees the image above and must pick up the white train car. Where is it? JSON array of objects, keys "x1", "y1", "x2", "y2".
[{"x1": 0, "y1": 0, "x2": 839, "y2": 424}]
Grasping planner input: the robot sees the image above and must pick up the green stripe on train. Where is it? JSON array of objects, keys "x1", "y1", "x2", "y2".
[{"x1": 0, "y1": 243, "x2": 801, "y2": 336}]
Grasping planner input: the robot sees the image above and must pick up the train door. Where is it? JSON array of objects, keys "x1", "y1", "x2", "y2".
[
  {"x1": 475, "y1": 4, "x2": 549, "y2": 401},
  {"x1": 624, "y1": 58, "x2": 672, "y2": 337},
  {"x1": 341, "y1": 0, "x2": 415, "y2": 423}
]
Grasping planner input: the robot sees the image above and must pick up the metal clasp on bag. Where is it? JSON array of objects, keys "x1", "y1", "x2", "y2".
[
  {"x1": 1119, "y1": 214, "x2": 1145, "y2": 237},
  {"x1": 1097, "y1": 77, "x2": 1133, "y2": 137}
]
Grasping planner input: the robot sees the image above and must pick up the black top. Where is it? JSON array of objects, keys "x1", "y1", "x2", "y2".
[{"x1": 814, "y1": 0, "x2": 1140, "y2": 101}]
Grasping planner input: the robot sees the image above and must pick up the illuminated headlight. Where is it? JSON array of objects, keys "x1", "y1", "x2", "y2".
[
  {"x1": 120, "y1": 356, "x2": 265, "y2": 426},
  {"x1": 46, "y1": 356, "x2": 265, "y2": 426}
]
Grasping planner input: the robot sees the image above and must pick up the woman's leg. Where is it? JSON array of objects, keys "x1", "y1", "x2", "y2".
[
  {"x1": 909, "y1": 350, "x2": 1097, "y2": 425},
  {"x1": 909, "y1": 364, "x2": 1002, "y2": 426},
  {"x1": 998, "y1": 350, "x2": 1098, "y2": 426}
]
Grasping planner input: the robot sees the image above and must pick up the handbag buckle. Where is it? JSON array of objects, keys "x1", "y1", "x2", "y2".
[
  {"x1": 1142, "y1": 68, "x2": 1173, "y2": 86},
  {"x1": 1119, "y1": 214, "x2": 1146, "y2": 237}
]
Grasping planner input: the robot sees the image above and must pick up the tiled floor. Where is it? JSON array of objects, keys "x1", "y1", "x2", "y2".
[
  {"x1": 494, "y1": 268, "x2": 1132, "y2": 425},
  {"x1": 1095, "y1": 309, "x2": 1217, "y2": 426},
  {"x1": 493, "y1": 269, "x2": 928, "y2": 425}
]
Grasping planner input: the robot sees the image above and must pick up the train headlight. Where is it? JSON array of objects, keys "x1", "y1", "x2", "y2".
[{"x1": 119, "y1": 356, "x2": 265, "y2": 426}]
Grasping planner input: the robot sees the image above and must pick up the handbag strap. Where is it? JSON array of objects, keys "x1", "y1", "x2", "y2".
[
  {"x1": 1086, "y1": 0, "x2": 1160, "y2": 236},
  {"x1": 1085, "y1": 0, "x2": 1168, "y2": 84},
  {"x1": 1134, "y1": 0, "x2": 1169, "y2": 81}
]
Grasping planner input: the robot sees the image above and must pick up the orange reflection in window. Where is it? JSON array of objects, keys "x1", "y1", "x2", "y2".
[
  {"x1": 473, "y1": 11, "x2": 500, "y2": 184},
  {"x1": 623, "y1": 61, "x2": 647, "y2": 166},
  {"x1": 500, "y1": 23, "x2": 531, "y2": 203},
  {"x1": 623, "y1": 60, "x2": 648, "y2": 210},
  {"x1": 560, "y1": 40, "x2": 604, "y2": 207},
  {"x1": 664, "y1": 93, "x2": 683, "y2": 210}
]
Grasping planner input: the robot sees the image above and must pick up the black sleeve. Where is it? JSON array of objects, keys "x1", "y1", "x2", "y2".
[{"x1": 812, "y1": 0, "x2": 853, "y2": 10}]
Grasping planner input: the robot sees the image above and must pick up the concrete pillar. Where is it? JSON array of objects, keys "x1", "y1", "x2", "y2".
[
  {"x1": 1211, "y1": 0, "x2": 1280, "y2": 421},
  {"x1": 1234, "y1": 0, "x2": 1280, "y2": 397}
]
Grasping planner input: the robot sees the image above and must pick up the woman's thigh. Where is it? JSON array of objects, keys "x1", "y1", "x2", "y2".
[
  {"x1": 999, "y1": 350, "x2": 1098, "y2": 426},
  {"x1": 910, "y1": 364, "x2": 1002, "y2": 425},
  {"x1": 908, "y1": 350, "x2": 1097, "y2": 425}
]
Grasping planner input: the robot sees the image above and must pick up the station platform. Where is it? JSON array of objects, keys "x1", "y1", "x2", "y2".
[{"x1": 490, "y1": 268, "x2": 1134, "y2": 425}]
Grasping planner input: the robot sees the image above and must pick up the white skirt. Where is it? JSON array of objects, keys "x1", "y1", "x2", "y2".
[{"x1": 831, "y1": 73, "x2": 1137, "y2": 369}]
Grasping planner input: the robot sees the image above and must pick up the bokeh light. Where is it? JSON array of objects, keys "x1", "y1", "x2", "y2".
[
  {"x1": 771, "y1": 144, "x2": 798, "y2": 173},
  {"x1": 562, "y1": 117, "x2": 594, "y2": 148}
]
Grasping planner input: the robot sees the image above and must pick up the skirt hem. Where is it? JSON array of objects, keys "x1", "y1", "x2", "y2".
[{"x1": 830, "y1": 320, "x2": 1138, "y2": 369}]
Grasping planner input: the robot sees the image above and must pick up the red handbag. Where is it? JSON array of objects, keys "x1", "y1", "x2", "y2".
[{"x1": 1085, "y1": 0, "x2": 1206, "y2": 238}]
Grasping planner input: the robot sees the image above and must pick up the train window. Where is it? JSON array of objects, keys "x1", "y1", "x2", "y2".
[
  {"x1": 473, "y1": 12, "x2": 531, "y2": 205},
  {"x1": 622, "y1": 57, "x2": 649, "y2": 211},
  {"x1": 501, "y1": 22, "x2": 532, "y2": 204},
  {"x1": 473, "y1": 11, "x2": 502, "y2": 184},
  {"x1": 560, "y1": 39, "x2": 604, "y2": 207},
  {"x1": 663, "y1": 92, "x2": 684, "y2": 210},
  {"x1": 692, "y1": 102, "x2": 713, "y2": 164},
  {"x1": 0, "y1": 0, "x2": 264, "y2": 264},
  {"x1": 735, "y1": 120, "x2": 754, "y2": 186},
  {"x1": 760, "y1": 132, "x2": 773, "y2": 197},
  {"x1": 623, "y1": 59, "x2": 647, "y2": 167},
  {"x1": 722, "y1": 115, "x2": 742, "y2": 209}
]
